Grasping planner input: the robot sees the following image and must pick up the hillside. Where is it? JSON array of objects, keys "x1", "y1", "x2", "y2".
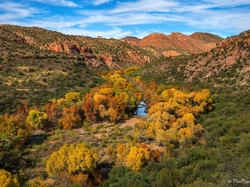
[
  {"x1": 137, "y1": 32, "x2": 223, "y2": 57},
  {"x1": 0, "y1": 25, "x2": 159, "y2": 68},
  {"x1": 0, "y1": 25, "x2": 164, "y2": 113},
  {"x1": 184, "y1": 30, "x2": 250, "y2": 86},
  {"x1": 0, "y1": 26, "x2": 103, "y2": 113},
  {"x1": 136, "y1": 30, "x2": 250, "y2": 91}
]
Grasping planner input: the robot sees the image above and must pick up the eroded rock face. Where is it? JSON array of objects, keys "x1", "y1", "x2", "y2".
[
  {"x1": 48, "y1": 42, "x2": 93, "y2": 54},
  {"x1": 100, "y1": 54, "x2": 113, "y2": 67}
]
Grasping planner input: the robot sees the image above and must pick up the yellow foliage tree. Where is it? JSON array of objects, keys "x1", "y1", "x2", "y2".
[
  {"x1": 145, "y1": 88, "x2": 212, "y2": 156},
  {"x1": 0, "y1": 169, "x2": 19, "y2": 187},
  {"x1": 65, "y1": 92, "x2": 81, "y2": 104},
  {"x1": 108, "y1": 107, "x2": 118, "y2": 123},
  {"x1": 46, "y1": 143, "x2": 98, "y2": 177},
  {"x1": 126, "y1": 146, "x2": 150, "y2": 171},
  {"x1": 81, "y1": 70, "x2": 139, "y2": 123},
  {"x1": 116, "y1": 144, "x2": 128, "y2": 165},
  {"x1": 26, "y1": 110, "x2": 48, "y2": 132}
]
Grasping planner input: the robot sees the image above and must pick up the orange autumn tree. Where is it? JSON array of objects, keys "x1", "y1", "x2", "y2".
[
  {"x1": 44, "y1": 91, "x2": 83, "y2": 130},
  {"x1": 82, "y1": 70, "x2": 139, "y2": 123},
  {"x1": 59, "y1": 104, "x2": 81, "y2": 130},
  {"x1": 44, "y1": 102, "x2": 61, "y2": 129}
]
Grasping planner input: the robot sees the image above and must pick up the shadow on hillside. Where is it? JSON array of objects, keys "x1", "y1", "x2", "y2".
[{"x1": 26, "y1": 133, "x2": 50, "y2": 146}]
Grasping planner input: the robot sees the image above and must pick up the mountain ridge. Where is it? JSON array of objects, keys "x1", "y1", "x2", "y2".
[
  {"x1": 121, "y1": 31, "x2": 223, "y2": 57},
  {"x1": 0, "y1": 24, "x2": 158, "y2": 68}
]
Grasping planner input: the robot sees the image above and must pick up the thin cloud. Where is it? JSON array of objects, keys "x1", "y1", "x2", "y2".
[
  {"x1": 93, "y1": 0, "x2": 112, "y2": 6},
  {"x1": 0, "y1": 2, "x2": 38, "y2": 17},
  {"x1": 32, "y1": 0, "x2": 78, "y2": 7},
  {"x1": 184, "y1": 8, "x2": 250, "y2": 34},
  {"x1": 0, "y1": 1, "x2": 39, "y2": 23},
  {"x1": 1, "y1": 0, "x2": 249, "y2": 39},
  {"x1": 202, "y1": 0, "x2": 250, "y2": 7},
  {"x1": 84, "y1": 12, "x2": 185, "y2": 26},
  {"x1": 111, "y1": 0, "x2": 178, "y2": 13},
  {"x1": 57, "y1": 27, "x2": 132, "y2": 38}
]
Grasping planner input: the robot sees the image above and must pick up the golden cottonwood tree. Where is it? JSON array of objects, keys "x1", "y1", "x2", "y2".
[
  {"x1": 65, "y1": 92, "x2": 81, "y2": 104},
  {"x1": 26, "y1": 110, "x2": 48, "y2": 132},
  {"x1": 46, "y1": 143, "x2": 98, "y2": 177},
  {"x1": 0, "y1": 169, "x2": 19, "y2": 187},
  {"x1": 144, "y1": 88, "x2": 213, "y2": 155},
  {"x1": 116, "y1": 144, "x2": 128, "y2": 166},
  {"x1": 126, "y1": 146, "x2": 150, "y2": 171}
]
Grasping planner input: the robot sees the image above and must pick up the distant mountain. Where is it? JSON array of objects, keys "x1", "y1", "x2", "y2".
[
  {"x1": 136, "y1": 32, "x2": 223, "y2": 57},
  {"x1": 136, "y1": 30, "x2": 250, "y2": 91},
  {"x1": 121, "y1": 36, "x2": 141, "y2": 45}
]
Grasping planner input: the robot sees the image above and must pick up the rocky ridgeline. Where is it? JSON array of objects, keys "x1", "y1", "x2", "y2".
[{"x1": 123, "y1": 32, "x2": 223, "y2": 57}]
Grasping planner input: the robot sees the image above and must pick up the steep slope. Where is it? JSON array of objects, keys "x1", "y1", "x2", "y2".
[
  {"x1": 0, "y1": 26, "x2": 103, "y2": 113},
  {"x1": 137, "y1": 32, "x2": 223, "y2": 57},
  {"x1": 136, "y1": 30, "x2": 250, "y2": 91},
  {"x1": 184, "y1": 30, "x2": 250, "y2": 86},
  {"x1": 0, "y1": 25, "x2": 159, "y2": 68}
]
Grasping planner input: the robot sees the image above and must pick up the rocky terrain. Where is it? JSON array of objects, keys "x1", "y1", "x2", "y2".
[
  {"x1": 128, "y1": 32, "x2": 223, "y2": 57},
  {"x1": 184, "y1": 30, "x2": 250, "y2": 83}
]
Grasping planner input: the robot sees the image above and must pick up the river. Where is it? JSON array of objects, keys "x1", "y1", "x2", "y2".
[{"x1": 136, "y1": 101, "x2": 147, "y2": 118}]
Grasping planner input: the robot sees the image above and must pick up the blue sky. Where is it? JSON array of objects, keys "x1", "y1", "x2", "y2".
[{"x1": 0, "y1": 0, "x2": 250, "y2": 39}]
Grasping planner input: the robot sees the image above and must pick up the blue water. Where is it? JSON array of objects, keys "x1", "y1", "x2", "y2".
[{"x1": 136, "y1": 101, "x2": 147, "y2": 118}]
